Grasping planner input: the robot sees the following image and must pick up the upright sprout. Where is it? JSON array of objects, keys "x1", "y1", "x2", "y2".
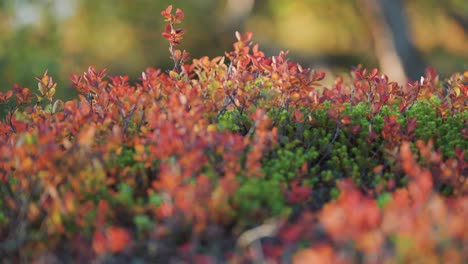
[
  {"x1": 161, "y1": 5, "x2": 190, "y2": 75},
  {"x1": 35, "y1": 70, "x2": 62, "y2": 113}
]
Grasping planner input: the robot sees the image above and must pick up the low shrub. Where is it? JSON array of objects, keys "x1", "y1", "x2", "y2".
[{"x1": 0, "y1": 5, "x2": 466, "y2": 263}]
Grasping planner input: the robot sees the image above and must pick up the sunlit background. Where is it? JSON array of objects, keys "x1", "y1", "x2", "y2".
[{"x1": 0, "y1": 0, "x2": 466, "y2": 100}]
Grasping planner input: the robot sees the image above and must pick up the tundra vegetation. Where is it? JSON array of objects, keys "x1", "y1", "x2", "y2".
[{"x1": 0, "y1": 5, "x2": 467, "y2": 263}]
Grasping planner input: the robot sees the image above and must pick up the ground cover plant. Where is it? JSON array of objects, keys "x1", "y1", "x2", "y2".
[{"x1": 0, "y1": 5, "x2": 467, "y2": 263}]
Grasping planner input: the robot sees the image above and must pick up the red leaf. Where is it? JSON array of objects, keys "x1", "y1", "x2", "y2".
[
  {"x1": 161, "y1": 25, "x2": 172, "y2": 40},
  {"x1": 315, "y1": 71, "x2": 326, "y2": 81},
  {"x1": 13, "y1": 85, "x2": 34, "y2": 105},
  {"x1": 424, "y1": 66, "x2": 438, "y2": 83},
  {"x1": 369, "y1": 68, "x2": 378, "y2": 79},
  {"x1": 341, "y1": 115, "x2": 352, "y2": 125},
  {"x1": 0, "y1": 90, "x2": 13, "y2": 103},
  {"x1": 406, "y1": 117, "x2": 417, "y2": 134},
  {"x1": 96, "y1": 200, "x2": 109, "y2": 229},
  {"x1": 286, "y1": 181, "x2": 311, "y2": 204},
  {"x1": 349, "y1": 124, "x2": 361, "y2": 134},
  {"x1": 280, "y1": 224, "x2": 303, "y2": 243},
  {"x1": 92, "y1": 231, "x2": 107, "y2": 255},
  {"x1": 193, "y1": 255, "x2": 215, "y2": 264},
  {"x1": 174, "y1": 8, "x2": 185, "y2": 23}
]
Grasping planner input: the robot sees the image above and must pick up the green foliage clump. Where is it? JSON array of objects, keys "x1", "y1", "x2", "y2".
[
  {"x1": 217, "y1": 109, "x2": 251, "y2": 133},
  {"x1": 406, "y1": 100, "x2": 467, "y2": 158},
  {"x1": 232, "y1": 176, "x2": 288, "y2": 223}
]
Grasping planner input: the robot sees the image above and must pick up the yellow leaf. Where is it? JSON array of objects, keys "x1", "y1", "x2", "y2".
[
  {"x1": 453, "y1": 86, "x2": 460, "y2": 97},
  {"x1": 169, "y1": 70, "x2": 179, "y2": 79},
  {"x1": 207, "y1": 124, "x2": 217, "y2": 132}
]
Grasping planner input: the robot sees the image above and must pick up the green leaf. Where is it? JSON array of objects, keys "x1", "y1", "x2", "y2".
[{"x1": 376, "y1": 192, "x2": 392, "y2": 208}]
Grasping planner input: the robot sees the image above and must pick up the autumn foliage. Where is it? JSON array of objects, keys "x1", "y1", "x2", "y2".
[{"x1": 0, "y1": 5, "x2": 467, "y2": 263}]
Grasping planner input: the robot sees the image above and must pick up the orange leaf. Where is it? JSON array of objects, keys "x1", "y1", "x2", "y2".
[
  {"x1": 400, "y1": 141, "x2": 417, "y2": 176},
  {"x1": 292, "y1": 245, "x2": 336, "y2": 264},
  {"x1": 106, "y1": 226, "x2": 132, "y2": 253},
  {"x1": 28, "y1": 203, "x2": 41, "y2": 221},
  {"x1": 357, "y1": 230, "x2": 384, "y2": 253},
  {"x1": 161, "y1": 5, "x2": 173, "y2": 20},
  {"x1": 79, "y1": 99, "x2": 92, "y2": 116},
  {"x1": 77, "y1": 125, "x2": 96, "y2": 148},
  {"x1": 373, "y1": 165, "x2": 384, "y2": 174}
]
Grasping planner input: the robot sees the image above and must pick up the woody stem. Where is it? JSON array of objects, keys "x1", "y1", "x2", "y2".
[{"x1": 168, "y1": 24, "x2": 180, "y2": 72}]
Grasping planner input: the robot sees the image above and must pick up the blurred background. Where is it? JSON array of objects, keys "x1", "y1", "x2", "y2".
[{"x1": 0, "y1": 0, "x2": 466, "y2": 101}]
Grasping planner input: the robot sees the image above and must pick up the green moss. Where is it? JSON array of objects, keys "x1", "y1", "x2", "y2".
[
  {"x1": 217, "y1": 109, "x2": 251, "y2": 133},
  {"x1": 134, "y1": 214, "x2": 153, "y2": 232},
  {"x1": 116, "y1": 182, "x2": 134, "y2": 206},
  {"x1": 232, "y1": 177, "x2": 288, "y2": 221}
]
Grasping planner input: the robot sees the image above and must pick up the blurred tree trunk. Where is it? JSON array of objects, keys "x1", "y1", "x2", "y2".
[{"x1": 355, "y1": 0, "x2": 426, "y2": 83}]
